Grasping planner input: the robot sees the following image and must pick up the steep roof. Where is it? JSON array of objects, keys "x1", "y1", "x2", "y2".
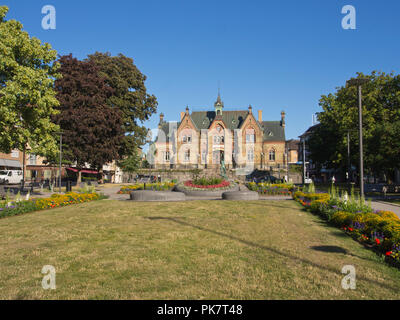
[
  {"x1": 190, "y1": 110, "x2": 248, "y2": 130},
  {"x1": 156, "y1": 111, "x2": 286, "y2": 143},
  {"x1": 261, "y1": 121, "x2": 286, "y2": 141},
  {"x1": 156, "y1": 121, "x2": 179, "y2": 143},
  {"x1": 299, "y1": 123, "x2": 321, "y2": 138}
]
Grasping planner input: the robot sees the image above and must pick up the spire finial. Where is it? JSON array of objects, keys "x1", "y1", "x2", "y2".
[{"x1": 214, "y1": 84, "x2": 224, "y2": 115}]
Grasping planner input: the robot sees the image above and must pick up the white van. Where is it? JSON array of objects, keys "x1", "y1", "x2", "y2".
[{"x1": 0, "y1": 170, "x2": 23, "y2": 184}]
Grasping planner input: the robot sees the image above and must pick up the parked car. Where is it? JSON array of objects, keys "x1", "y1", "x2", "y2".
[
  {"x1": 0, "y1": 170, "x2": 23, "y2": 185},
  {"x1": 256, "y1": 175, "x2": 281, "y2": 183},
  {"x1": 246, "y1": 169, "x2": 269, "y2": 181}
]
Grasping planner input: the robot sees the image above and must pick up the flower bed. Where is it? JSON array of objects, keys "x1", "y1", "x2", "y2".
[
  {"x1": 118, "y1": 182, "x2": 175, "y2": 194},
  {"x1": 184, "y1": 180, "x2": 230, "y2": 189},
  {"x1": 247, "y1": 182, "x2": 294, "y2": 196},
  {"x1": 294, "y1": 190, "x2": 400, "y2": 268},
  {"x1": 0, "y1": 192, "x2": 104, "y2": 219}
]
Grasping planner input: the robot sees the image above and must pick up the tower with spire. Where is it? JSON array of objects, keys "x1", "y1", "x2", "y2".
[{"x1": 214, "y1": 90, "x2": 224, "y2": 116}]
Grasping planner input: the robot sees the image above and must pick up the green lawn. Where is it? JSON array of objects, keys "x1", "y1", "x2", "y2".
[{"x1": 0, "y1": 199, "x2": 400, "y2": 299}]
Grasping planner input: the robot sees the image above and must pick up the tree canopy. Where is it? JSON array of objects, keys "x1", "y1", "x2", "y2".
[
  {"x1": 309, "y1": 71, "x2": 400, "y2": 180},
  {"x1": 87, "y1": 52, "x2": 158, "y2": 157},
  {"x1": 53, "y1": 54, "x2": 124, "y2": 171},
  {"x1": 0, "y1": 6, "x2": 60, "y2": 156}
]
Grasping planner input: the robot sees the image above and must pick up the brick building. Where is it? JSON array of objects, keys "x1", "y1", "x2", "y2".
[{"x1": 151, "y1": 94, "x2": 286, "y2": 171}]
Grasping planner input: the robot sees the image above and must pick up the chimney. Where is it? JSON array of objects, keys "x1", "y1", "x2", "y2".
[
  {"x1": 159, "y1": 113, "x2": 164, "y2": 123},
  {"x1": 281, "y1": 111, "x2": 286, "y2": 128},
  {"x1": 258, "y1": 110, "x2": 262, "y2": 122},
  {"x1": 248, "y1": 105, "x2": 252, "y2": 114},
  {"x1": 180, "y1": 112, "x2": 185, "y2": 121}
]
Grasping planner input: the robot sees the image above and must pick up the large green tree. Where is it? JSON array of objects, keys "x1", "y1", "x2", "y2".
[
  {"x1": 54, "y1": 54, "x2": 124, "y2": 180},
  {"x1": 309, "y1": 71, "x2": 400, "y2": 180},
  {"x1": 87, "y1": 52, "x2": 158, "y2": 157},
  {"x1": 0, "y1": 6, "x2": 60, "y2": 156}
]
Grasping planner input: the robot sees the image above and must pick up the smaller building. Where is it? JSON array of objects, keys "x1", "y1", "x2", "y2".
[
  {"x1": 286, "y1": 139, "x2": 300, "y2": 164},
  {"x1": 0, "y1": 150, "x2": 23, "y2": 171}
]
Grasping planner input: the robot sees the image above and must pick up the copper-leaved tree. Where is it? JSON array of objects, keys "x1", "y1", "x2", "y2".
[{"x1": 54, "y1": 54, "x2": 124, "y2": 182}]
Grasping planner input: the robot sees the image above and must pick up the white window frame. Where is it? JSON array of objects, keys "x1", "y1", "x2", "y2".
[
  {"x1": 184, "y1": 150, "x2": 190, "y2": 162},
  {"x1": 269, "y1": 150, "x2": 276, "y2": 161}
]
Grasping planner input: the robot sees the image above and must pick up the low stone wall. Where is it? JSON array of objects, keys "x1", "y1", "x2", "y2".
[
  {"x1": 174, "y1": 184, "x2": 239, "y2": 198},
  {"x1": 222, "y1": 191, "x2": 259, "y2": 201},
  {"x1": 130, "y1": 169, "x2": 246, "y2": 183},
  {"x1": 129, "y1": 190, "x2": 186, "y2": 202},
  {"x1": 123, "y1": 169, "x2": 302, "y2": 184}
]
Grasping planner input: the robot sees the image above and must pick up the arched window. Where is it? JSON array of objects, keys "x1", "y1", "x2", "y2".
[
  {"x1": 213, "y1": 125, "x2": 225, "y2": 145},
  {"x1": 246, "y1": 128, "x2": 255, "y2": 143},
  {"x1": 269, "y1": 149, "x2": 276, "y2": 161},
  {"x1": 184, "y1": 149, "x2": 190, "y2": 162},
  {"x1": 247, "y1": 149, "x2": 254, "y2": 161}
]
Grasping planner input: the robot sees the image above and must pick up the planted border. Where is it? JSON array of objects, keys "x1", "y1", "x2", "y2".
[
  {"x1": 247, "y1": 182, "x2": 294, "y2": 196},
  {"x1": 0, "y1": 192, "x2": 105, "y2": 219},
  {"x1": 293, "y1": 190, "x2": 400, "y2": 268},
  {"x1": 118, "y1": 182, "x2": 175, "y2": 194}
]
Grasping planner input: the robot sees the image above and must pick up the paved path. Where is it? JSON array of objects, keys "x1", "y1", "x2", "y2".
[
  {"x1": 370, "y1": 201, "x2": 400, "y2": 218},
  {"x1": 96, "y1": 185, "x2": 130, "y2": 201}
]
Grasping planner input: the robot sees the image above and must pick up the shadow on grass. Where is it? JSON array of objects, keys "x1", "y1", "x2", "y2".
[
  {"x1": 146, "y1": 216, "x2": 400, "y2": 292},
  {"x1": 310, "y1": 245, "x2": 348, "y2": 254}
]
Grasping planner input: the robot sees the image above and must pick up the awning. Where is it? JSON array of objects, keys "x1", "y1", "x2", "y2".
[
  {"x1": 82, "y1": 169, "x2": 98, "y2": 174},
  {"x1": 66, "y1": 167, "x2": 98, "y2": 174},
  {"x1": 0, "y1": 159, "x2": 22, "y2": 168}
]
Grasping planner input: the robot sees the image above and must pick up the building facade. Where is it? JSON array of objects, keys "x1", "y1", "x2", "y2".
[
  {"x1": 286, "y1": 139, "x2": 300, "y2": 164},
  {"x1": 0, "y1": 150, "x2": 24, "y2": 171},
  {"x1": 151, "y1": 94, "x2": 286, "y2": 171}
]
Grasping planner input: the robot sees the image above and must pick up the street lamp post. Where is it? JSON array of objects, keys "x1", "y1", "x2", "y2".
[
  {"x1": 346, "y1": 78, "x2": 369, "y2": 198},
  {"x1": 260, "y1": 152, "x2": 264, "y2": 170},
  {"x1": 55, "y1": 131, "x2": 63, "y2": 193},
  {"x1": 347, "y1": 131, "x2": 351, "y2": 193},
  {"x1": 302, "y1": 139, "x2": 306, "y2": 185},
  {"x1": 286, "y1": 147, "x2": 289, "y2": 183},
  {"x1": 59, "y1": 132, "x2": 62, "y2": 193}
]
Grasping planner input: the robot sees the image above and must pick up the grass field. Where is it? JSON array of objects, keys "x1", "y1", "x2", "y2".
[{"x1": 0, "y1": 199, "x2": 400, "y2": 299}]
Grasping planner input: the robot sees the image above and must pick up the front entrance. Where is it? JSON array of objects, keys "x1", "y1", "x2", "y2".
[{"x1": 212, "y1": 150, "x2": 224, "y2": 166}]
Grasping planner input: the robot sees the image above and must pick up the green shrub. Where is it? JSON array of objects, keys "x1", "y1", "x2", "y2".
[{"x1": 193, "y1": 177, "x2": 223, "y2": 186}]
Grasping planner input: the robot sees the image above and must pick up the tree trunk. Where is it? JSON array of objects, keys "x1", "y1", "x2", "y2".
[{"x1": 77, "y1": 170, "x2": 82, "y2": 184}]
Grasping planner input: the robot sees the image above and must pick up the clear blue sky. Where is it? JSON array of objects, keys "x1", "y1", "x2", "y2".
[{"x1": 3, "y1": 0, "x2": 400, "y2": 140}]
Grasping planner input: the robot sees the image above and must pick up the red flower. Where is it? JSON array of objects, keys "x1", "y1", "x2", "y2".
[
  {"x1": 386, "y1": 251, "x2": 392, "y2": 256},
  {"x1": 348, "y1": 227, "x2": 354, "y2": 232},
  {"x1": 375, "y1": 238, "x2": 381, "y2": 245}
]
